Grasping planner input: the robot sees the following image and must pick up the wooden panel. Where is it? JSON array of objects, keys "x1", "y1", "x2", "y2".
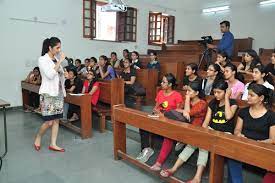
[{"x1": 135, "y1": 69, "x2": 159, "y2": 101}]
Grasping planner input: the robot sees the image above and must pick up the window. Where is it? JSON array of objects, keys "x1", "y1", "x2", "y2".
[
  {"x1": 148, "y1": 12, "x2": 175, "y2": 45},
  {"x1": 83, "y1": 0, "x2": 137, "y2": 42},
  {"x1": 117, "y1": 7, "x2": 137, "y2": 42}
]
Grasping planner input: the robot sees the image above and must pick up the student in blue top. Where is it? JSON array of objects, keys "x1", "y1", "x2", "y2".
[
  {"x1": 147, "y1": 51, "x2": 160, "y2": 72},
  {"x1": 98, "y1": 55, "x2": 116, "y2": 80},
  {"x1": 207, "y1": 21, "x2": 234, "y2": 59}
]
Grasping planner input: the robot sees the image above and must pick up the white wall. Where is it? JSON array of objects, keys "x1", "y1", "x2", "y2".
[
  {"x1": 0, "y1": 0, "x2": 182, "y2": 106},
  {"x1": 177, "y1": 2, "x2": 275, "y2": 51},
  {"x1": 1, "y1": 0, "x2": 275, "y2": 107}
]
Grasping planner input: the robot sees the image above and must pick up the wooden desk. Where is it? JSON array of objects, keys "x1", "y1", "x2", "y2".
[
  {"x1": 21, "y1": 81, "x2": 93, "y2": 139},
  {"x1": 0, "y1": 98, "x2": 10, "y2": 158},
  {"x1": 113, "y1": 106, "x2": 275, "y2": 183}
]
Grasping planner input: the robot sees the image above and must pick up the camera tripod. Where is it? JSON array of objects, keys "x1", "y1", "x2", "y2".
[{"x1": 198, "y1": 48, "x2": 213, "y2": 70}]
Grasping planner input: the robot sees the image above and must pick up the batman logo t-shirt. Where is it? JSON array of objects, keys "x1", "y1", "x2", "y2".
[{"x1": 209, "y1": 99, "x2": 237, "y2": 133}]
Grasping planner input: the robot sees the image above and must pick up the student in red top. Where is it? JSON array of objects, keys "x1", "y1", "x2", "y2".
[
  {"x1": 136, "y1": 73, "x2": 183, "y2": 163},
  {"x1": 160, "y1": 81, "x2": 208, "y2": 177},
  {"x1": 68, "y1": 70, "x2": 100, "y2": 122}
]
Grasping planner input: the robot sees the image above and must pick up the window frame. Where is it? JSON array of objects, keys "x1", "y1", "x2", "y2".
[
  {"x1": 148, "y1": 12, "x2": 175, "y2": 45},
  {"x1": 83, "y1": 0, "x2": 137, "y2": 42}
]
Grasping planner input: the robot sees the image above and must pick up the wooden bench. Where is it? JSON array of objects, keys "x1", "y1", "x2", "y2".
[
  {"x1": 92, "y1": 79, "x2": 124, "y2": 133},
  {"x1": 112, "y1": 105, "x2": 275, "y2": 183},
  {"x1": 134, "y1": 69, "x2": 159, "y2": 102},
  {"x1": 115, "y1": 68, "x2": 159, "y2": 103},
  {"x1": 21, "y1": 81, "x2": 93, "y2": 139},
  {"x1": 259, "y1": 48, "x2": 274, "y2": 57},
  {"x1": 21, "y1": 79, "x2": 124, "y2": 138}
]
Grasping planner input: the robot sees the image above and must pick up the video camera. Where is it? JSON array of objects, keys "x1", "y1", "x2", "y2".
[{"x1": 198, "y1": 36, "x2": 213, "y2": 47}]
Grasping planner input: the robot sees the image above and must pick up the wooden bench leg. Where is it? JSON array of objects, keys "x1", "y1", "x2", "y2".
[
  {"x1": 99, "y1": 115, "x2": 106, "y2": 133},
  {"x1": 113, "y1": 120, "x2": 126, "y2": 160},
  {"x1": 209, "y1": 152, "x2": 225, "y2": 183}
]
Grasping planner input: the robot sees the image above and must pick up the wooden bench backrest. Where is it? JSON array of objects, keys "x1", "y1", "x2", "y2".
[
  {"x1": 98, "y1": 79, "x2": 124, "y2": 107},
  {"x1": 259, "y1": 48, "x2": 274, "y2": 57},
  {"x1": 135, "y1": 69, "x2": 159, "y2": 101}
]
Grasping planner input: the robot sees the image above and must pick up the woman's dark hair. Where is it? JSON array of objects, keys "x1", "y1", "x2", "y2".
[
  {"x1": 33, "y1": 66, "x2": 40, "y2": 72},
  {"x1": 132, "y1": 51, "x2": 139, "y2": 59},
  {"x1": 41, "y1": 37, "x2": 61, "y2": 56},
  {"x1": 217, "y1": 51, "x2": 229, "y2": 63},
  {"x1": 87, "y1": 69, "x2": 98, "y2": 92},
  {"x1": 111, "y1": 52, "x2": 117, "y2": 56},
  {"x1": 189, "y1": 81, "x2": 205, "y2": 99},
  {"x1": 248, "y1": 83, "x2": 274, "y2": 109},
  {"x1": 208, "y1": 63, "x2": 224, "y2": 81},
  {"x1": 187, "y1": 63, "x2": 199, "y2": 75},
  {"x1": 90, "y1": 57, "x2": 97, "y2": 63},
  {"x1": 242, "y1": 49, "x2": 261, "y2": 70},
  {"x1": 149, "y1": 51, "x2": 158, "y2": 61},
  {"x1": 251, "y1": 64, "x2": 274, "y2": 85},
  {"x1": 212, "y1": 80, "x2": 228, "y2": 91},
  {"x1": 149, "y1": 51, "x2": 157, "y2": 56},
  {"x1": 225, "y1": 62, "x2": 245, "y2": 83},
  {"x1": 75, "y1": 59, "x2": 81, "y2": 64},
  {"x1": 100, "y1": 55, "x2": 111, "y2": 73},
  {"x1": 68, "y1": 68, "x2": 77, "y2": 77},
  {"x1": 164, "y1": 73, "x2": 177, "y2": 89},
  {"x1": 123, "y1": 49, "x2": 129, "y2": 53}
]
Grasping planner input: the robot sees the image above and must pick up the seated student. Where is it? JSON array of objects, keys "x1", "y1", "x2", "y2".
[
  {"x1": 25, "y1": 66, "x2": 42, "y2": 85},
  {"x1": 119, "y1": 49, "x2": 130, "y2": 68},
  {"x1": 147, "y1": 51, "x2": 160, "y2": 72},
  {"x1": 98, "y1": 55, "x2": 116, "y2": 80},
  {"x1": 78, "y1": 58, "x2": 90, "y2": 76},
  {"x1": 63, "y1": 69, "x2": 83, "y2": 120},
  {"x1": 136, "y1": 73, "x2": 183, "y2": 163},
  {"x1": 215, "y1": 51, "x2": 229, "y2": 73},
  {"x1": 68, "y1": 70, "x2": 100, "y2": 122},
  {"x1": 90, "y1": 57, "x2": 99, "y2": 76},
  {"x1": 264, "y1": 51, "x2": 275, "y2": 81},
  {"x1": 237, "y1": 49, "x2": 261, "y2": 75},
  {"x1": 75, "y1": 59, "x2": 83, "y2": 73},
  {"x1": 229, "y1": 84, "x2": 275, "y2": 183},
  {"x1": 242, "y1": 65, "x2": 274, "y2": 100},
  {"x1": 224, "y1": 63, "x2": 245, "y2": 99},
  {"x1": 182, "y1": 63, "x2": 202, "y2": 90},
  {"x1": 131, "y1": 51, "x2": 142, "y2": 70},
  {"x1": 162, "y1": 80, "x2": 238, "y2": 182},
  {"x1": 24, "y1": 67, "x2": 42, "y2": 112},
  {"x1": 202, "y1": 63, "x2": 224, "y2": 95},
  {"x1": 120, "y1": 58, "x2": 136, "y2": 94},
  {"x1": 156, "y1": 81, "x2": 208, "y2": 175},
  {"x1": 110, "y1": 52, "x2": 120, "y2": 69}
]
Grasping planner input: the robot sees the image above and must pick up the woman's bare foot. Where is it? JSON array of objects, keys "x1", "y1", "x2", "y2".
[
  {"x1": 160, "y1": 168, "x2": 176, "y2": 177},
  {"x1": 34, "y1": 136, "x2": 41, "y2": 147},
  {"x1": 150, "y1": 162, "x2": 162, "y2": 171}
]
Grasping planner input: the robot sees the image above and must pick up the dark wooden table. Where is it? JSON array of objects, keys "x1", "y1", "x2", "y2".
[{"x1": 0, "y1": 99, "x2": 10, "y2": 158}]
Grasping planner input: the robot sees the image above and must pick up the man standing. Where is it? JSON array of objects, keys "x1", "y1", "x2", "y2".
[{"x1": 207, "y1": 21, "x2": 234, "y2": 59}]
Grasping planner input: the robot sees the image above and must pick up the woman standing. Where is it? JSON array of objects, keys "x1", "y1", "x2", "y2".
[{"x1": 34, "y1": 37, "x2": 67, "y2": 152}]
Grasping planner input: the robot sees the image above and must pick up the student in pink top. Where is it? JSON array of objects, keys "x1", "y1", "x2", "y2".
[{"x1": 224, "y1": 63, "x2": 245, "y2": 99}]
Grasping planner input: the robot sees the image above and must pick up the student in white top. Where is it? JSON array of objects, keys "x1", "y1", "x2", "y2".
[
  {"x1": 34, "y1": 37, "x2": 68, "y2": 153},
  {"x1": 242, "y1": 64, "x2": 274, "y2": 100}
]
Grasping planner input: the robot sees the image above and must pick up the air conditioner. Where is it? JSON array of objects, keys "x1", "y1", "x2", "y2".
[{"x1": 101, "y1": 0, "x2": 127, "y2": 12}]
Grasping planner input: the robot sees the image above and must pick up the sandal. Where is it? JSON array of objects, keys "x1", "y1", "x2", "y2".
[{"x1": 160, "y1": 169, "x2": 174, "y2": 177}]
